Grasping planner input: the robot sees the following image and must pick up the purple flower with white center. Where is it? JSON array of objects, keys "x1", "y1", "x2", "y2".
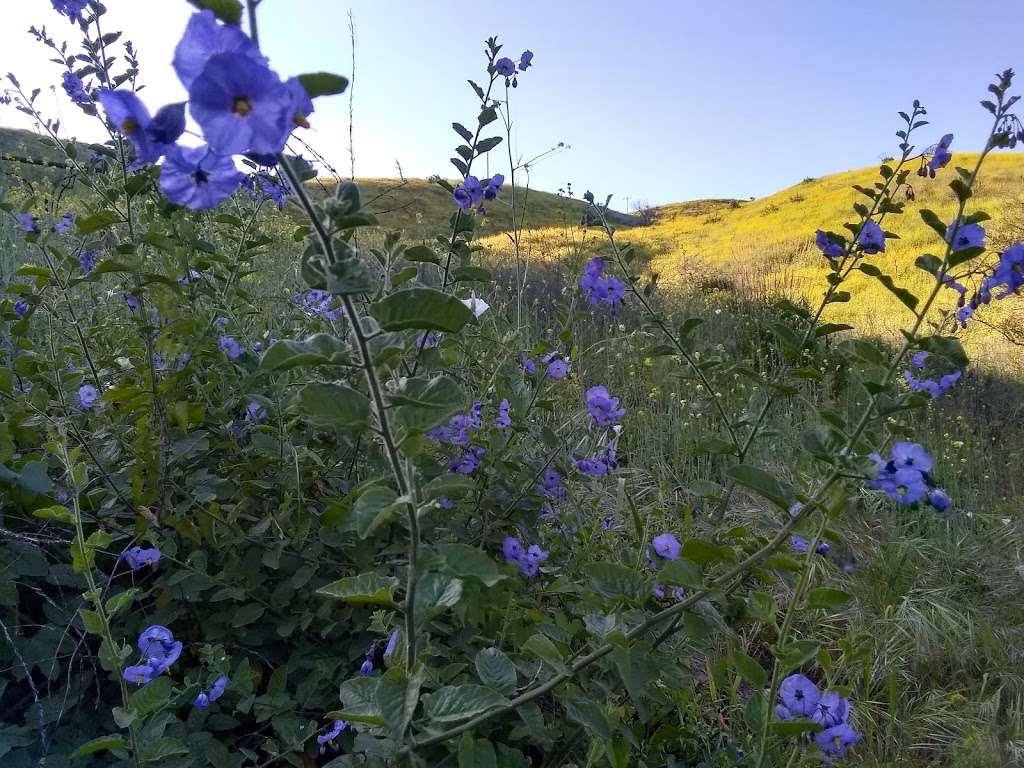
[
  {"x1": 160, "y1": 145, "x2": 244, "y2": 211},
  {"x1": 173, "y1": 11, "x2": 268, "y2": 89},
  {"x1": 76, "y1": 384, "x2": 99, "y2": 409},
  {"x1": 815, "y1": 722, "x2": 861, "y2": 760},
  {"x1": 815, "y1": 229, "x2": 844, "y2": 259},
  {"x1": 188, "y1": 52, "x2": 291, "y2": 156},
  {"x1": 927, "y1": 488, "x2": 950, "y2": 512},
  {"x1": 450, "y1": 446, "x2": 485, "y2": 475},
  {"x1": 520, "y1": 356, "x2": 537, "y2": 374},
  {"x1": 78, "y1": 250, "x2": 97, "y2": 273},
  {"x1": 13, "y1": 299, "x2": 29, "y2": 318},
  {"x1": 125, "y1": 546, "x2": 161, "y2": 571},
  {"x1": 885, "y1": 468, "x2": 929, "y2": 505},
  {"x1": 546, "y1": 359, "x2": 571, "y2": 380},
  {"x1": 928, "y1": 133, "x2": 954, "y2": 172},
  {"x1": 585, "y1": 385, "x2": 625, "y2": 427},
  {"x1": 519, "y1": 50, "x2": 534, "y2": 70},
  {"x1": 62, "y1": 72, "x2": 90, "y2": 105},
  {"x1": 778, "y1": 673, "x2": 820, "y2": 718},
  {"x1": 652, "y1": 533, "x2": 681, "y2": 560},
  {"x1": 317, "y1": 719, "x2": 348, "y2": 747},
  {"x1": 856, "y1": 220, "x2": 885, "y2": 254},
  {"x1": 813, "y1": 691, "x2": 851, "y2": 729},
  {"x1": 219, "y1": 336, "x2": 244, "y2": 359},
  {"x1": 495, "y1": 57, "x2": 516, "y2": 77},
  {"x1": 791, "y1": 535, "x2": 808, "y2": 553},
  {"x1": 18, "y1": 214, "x2": 40, "y2": 235},
  {"x1": 946, "y1": 220, "x2": 985, "y2": 252},
  {"x1": 494, "y1": 399, "x2": 512, "y2": 429},
  {"x1": 54, "y1": 211, "x2": 75, "y2": 234}
]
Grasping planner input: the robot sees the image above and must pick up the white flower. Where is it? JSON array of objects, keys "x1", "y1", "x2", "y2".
[{"x1": 461, "y1": 293, "x2": 490, "y2": 318}]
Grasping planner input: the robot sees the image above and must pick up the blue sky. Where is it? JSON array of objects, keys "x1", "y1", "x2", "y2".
[{"x1": 1, "y1": 1, "x2": 1020, "y2": 205}]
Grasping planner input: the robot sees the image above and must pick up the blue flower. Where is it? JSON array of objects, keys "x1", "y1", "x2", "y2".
[
  {"x1": 159, "y1": 145, "x2": 244, "y2": 211},
  {"x1": 124, "y1": 293, "x2": 140, "y2": 312},
  {"x1": 813, "y1": 691, "x2": 851, "y2": 729},
  {"x1": 856, "y1": 220, "x2": 885, "y2": 254},
  {"x1": 98, "y1": 90, "x2": 165, "y2": 168},
  {"x1": 219, "y1": 336, "x2": 244, "y2": 359},
  {"x1": 76, "y1": 384, "x2": 99, "y2": 409},
  {"x1": 652, "y1": 533, "x2": 681, "y2": 560},
  {"x1": 124, "y1": 661, "x2": 163, "y2": 685},
  {"x1": 579, "y1": 257, "x2": 625, "y2": 311},
  {"x1": 495, "y1": 57, "x2": 516, "y2": 77},
  {"x1": 890, "y1": 441, "x2": 933, "y2": 472},
  {"x1": 193, "y1": 675, "x2": 228, "y2": 708},
  {"x1": 172, "y1": 10, "x2": 267, "y2": 90},
  {"x1": 790, "y1": 535, "x2": 808, "y2": 553},
  {"x1": 125, "y1": 546, "x2": 161, "y2": 571},
  {"x1": 777, "y1": 673, "x2": 820, "y2": 718},
  {"x1": 520, "y1": 355, "x2": 537, "y2": 375},
  {"x1": 453, "y1": 186, "x2": 474, "y2": 210},
  {"x1": 18, "y1": 214, "x2": 40, "y2": 235},
  {"x1": 984, "y1": 242, "x2": 1024, "y2": 299},
  {"x1": 502, "y1": 537, "x2": 524, "y2": 562},
  {"x1": 814, "y1": 722, "x2": 861, "y2": 760},
  {"x1": 945, "y1": 220, "x2": 985, "y2": 252},
  {"x1": 585, "y1": 385, "x2": 625, "y2": 427},
  {"x1": 317, "y1": 719, "x2": 348, "y2": 747},
  {"x1": 384, "y1": 629, "x2": 399, "y2": 658},
  {"x1": 138, "y1": 625, "x2": 182, "y2": 669},
  {"x1": 483, "y1": 174, "x2": 505, "y2": 200},
  {"x1": 815, "y1": 229, "x2": 844, "y2": 259},
  {"x1": 147, "y1": 102, "x2": 187, "y2": 145},
  {"x1": 54, "y1": 211, "x2": 75, "y2": 234},
  {"x1": 449, "y1": 446, "x2": 485, "y2": 475},
  {"x1": 244, "y1": 400, "x2": 267, "y2": 423},
  {"x1": 574, "y1": 446, "x2": 618, "y2": 476},
  {"x1": 188, "y1": 52, "x2": 291, "y2": 156},
  {"x1": 927, "y1": 488, "x2": 950, "y2": 512},
  {"x1": 537, "y1": 466, "x2": 566, "y2": 499},
  {"x1": 519, "y1": 51, "x2": 534, "y2": 70},
  {"x1": 78, "y1": 250, "x2": 97, "y2": 273},
  {"x1": 519, "y1": 544, "x2": 549, "y2": 577},
  {"x1": 928, "y1": 133, "x2": 953, "y2": 172},
  {"x1": 13, "y1": 299, "x2": 29, "y2": 318},
  {"x1": 283, "y1": 77, "x2": 314, "y2": 131},
  {"x1": 359, "y1": 658, "x2": 374, "y2": 676},
  {"x1": 416, "y1": 331, "x2": 439, "y2": 350},
  {"x1": 51, "y1": 0, "x2": 87, "y2": 24},
  {"x1": 494, "y1": 399, "x2": 512, "y2": 429},
  {"x1": 295, "y1": 289, "x2": 344, "y2": 320},
  {"x1": 546, "y1": 359, "x2": 571, "y2": 380},
  {"x1": 62, "y1": 72, "x2": 90, "y2": 105}
]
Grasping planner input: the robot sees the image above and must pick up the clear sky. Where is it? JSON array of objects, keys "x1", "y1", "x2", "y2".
[{"x1": 1, "y1": 1, "x2": 1020, "y2": 206}]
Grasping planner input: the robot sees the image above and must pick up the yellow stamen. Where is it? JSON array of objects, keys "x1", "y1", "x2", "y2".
[{"x1": 232, "y1": 97, "x2": 252, "y2": 117}]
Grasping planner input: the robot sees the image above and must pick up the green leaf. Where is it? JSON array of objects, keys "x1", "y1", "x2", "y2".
[
  {"x1": 774, "y1": 640, "x2": 821, "y2": 671},
  {"x1": 404, "y1": 245, "x2": 441, "y2": 264},
  {"x1": 391, "y1": 376, "x2": 465, "y2": 437},
  {"x1": 771, "y1": 718, "x2": 823, "y2": 736},
  {"x1": 32, "y1": 504, "x2": 75, "y2": 524},
  {"x1": 413, "y1": 573, "x2": 463, "y2": 622},
  {"x1": 452, "y1": 266, "x2": 492, "y2": 283},
  {"x1": 565, "y1": 695, "x2": 611, "y2": 740},
  {"x1": 452, "y1": 122, "x2": 474, "y2": 142},
  {"x1": 186, "y1": 0, "x2": 243, "y2": 24},
  {"x1": 725, "y1": 465, "x2": 796, "y2": 510},
  {"x1": 475, "y1": 648, "x2": 517, "y2": 695},
  {"x1": 584, "y1": 562, "x2": 647, "y2": 602},
  {"x1": 317, "y1": 571, "x2": 398, "y2": 605},
  {"x1": 76, "y1": 210, "x2": 121, "y2": 234},
  {"x1": 748, "y1": 591, "x2": 777, "y2": 623},
  {"x1": 657, "y1": 558, "x2": 702, "y2": 588},
  {"x1": 422, "y1": 473, "x2": 476, "y2": 502},
  {"x1": 424, "y1": 684, "x2": 506, "y2": 723},
  {"x1": 130, "y1": 676, "x2": 172, "y2": 717},
  {"x1": 78, "y1": 609, "x2": 105, "y2": 635},
  {"x1": 298, "y1": 382, "x2": 369, "y2": 430},
  {"x1": 522, "y1": 634, "x2": 567, "y2": 673},
  {"x1": 104, "y1": 589, "x2": 137, "y2": 618},
  {"x1": 732, "y1": 651, "x2": 767, "y2": 687},
  {"x1": 260, "y1": 334, "x2": 350, "y2": 371},
  {"x1": 476, "y1": 136, "x2": 503, "y2": 154},
  {"x1": 72, "y1": 735, "x2": 127, "y2": 759},
  {"x1": 232, "y1": 603, "x2": 266, "y2": 627},
  {"x1": 459, "y1": 734, "x2": 497, "y2": 768},
  {"x1": 805, "y1": 587, "x2": 853, "y2": 610},
  {"x1": 140, "y1": 737, "x2": 189, "y2": 762},
  {"x1": 438, "y1": 544, "x2": 508, "y2": 587},
  {"x1": 371, "y1": 288, "x2": 477, "y2": 332},
  {"x1": 351, "y1": 485, "x2": 400, "y2": 538},
  {"x1": 297, "y1": 72, "x2": 349, "y2": 97}
]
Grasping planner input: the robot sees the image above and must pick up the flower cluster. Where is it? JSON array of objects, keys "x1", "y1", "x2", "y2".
[
  {"x1": 295, "y1": 289, "x2": 345, "y2": 320},
  {"x1": 193, "y1": 675, "x2": 228, "y2": 708},
  {"x1": 585, "y1": 385, "x2": 625, "y2": 427},
  {"x1": 98, "y1": 10, "x2": 320, "y2": 210},
  {"x1": 428, "y1": 401, "x2": 483, "y2": 446},
  {"x1": 867, "y1": 442, "x2": 949, "y2": 510},
  {"x1": 51, "y1": 0, "x2": 87, "y2": 25},
  {"x1": 123, "y1": 625, "x2": 183, "y2": 685},
  {"x1": 449, "y1": 446, "x2": 485, "y2": 475},
  {"x1": 919, "y1": 133, "x2": 953, "y2": 176},
  {"x1": 573, "y1": 445, "x2": 618, "y2": 477},
  {"x1": 579, "y1": 258, "x2": 625, "y2": 311},
  {"x1": 776, "y1": 674, "x2": 860, "y2": 760},
  {"x1": 124, "y1": 546, "x2": 161, "y2": 571},
  {"x1": 452, "y1": 174, "x2": 505, "y2": 214},
  {"x1": 537, "y1": 466, "x2": 566, "y2": 499},
  {"x1": 502, "y1": 537, "x2": 549, "y2": 577},
  {"x1": 494, "y1": 50, "x2": 533, "y2": 87},
  {"x1": 61, "y1": 72, "x2": 90, "y2": 105},
  {"x1": 494, "y1": 399, "x2": 512, "y2": 429},
  {"x1": 359, "y1": 629, "x2": 400, "y2": 675},
  {"x1": 903, "y1": 351, "x2": 961, "y2": 398},
  {"x1": 815, "y1": 230, "x2": 844, "y2": 259}
]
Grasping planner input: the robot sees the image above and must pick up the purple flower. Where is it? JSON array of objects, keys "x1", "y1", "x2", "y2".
[
  {"x1": 450, "y1": 446, "x2": 485, "y2": 475},
  {"x1": 778, "y1": 673, "x2": 820, "y2": 718},
  {"x1": 160, "y1": 145, "x2": 244, "y2": 211},
  {"x1": 384, "y1": 629, "x2": 399, "y2": 658},
  {"x1": 124, "y1": 660, "x2": 163, "y2": 685},
  {"x1": 652, "y1": 533, "x2": 681, "y2": 560},
  {"x1": 51, "y1": 0, "x2": 88, "y2": 24},
  {"x1": 98, "y1": 90, "x2": 169, "y2": 168},
  {"x1": 213, "y1": 316, "x2": 230, "y2": 331},
  {"x1": 13, "y1": 299, "x2": 29, "y2": 318},
  {"x1": 244, "y1": 400, "x2": 267, "y2": 423},
  {"x1": 502, "y1": 537, "x2": 524, "y2": 563},
  {"x1": 519, "y1": 544, "x2": 549, "y2": 577},
  {"x1": 791, "y1": 535, "x2": 808, "y2": 553},
  {"x1": 520, "y1": 356, "x2": 537, "y2": 375},
  {"x1": 219, "y1": 336, "x2": 244, "y2": 359},
  {"x1": 76, "y1": 384, "x2": 99, "y2": 409},
  {"x1": 17, "y1": 214, "x2": 40, "y2": 235},
  {"x1": 416, "y1": 331, "x2": 439, "y2": 350},
  {"x1": 815, "y1": 540, "x2": 832, "y2": 555},
  {"x1": 945, "y1": 220, "x2": 985, "y2": 252},
  {"x1": 295, "y1": 289, "x2": 344, "y2": 320},
  {"x1": 911, "y1": 351, "x2": 929, "y2": 369},
  {"x1": 147, "y1": 102, "x2": 187, "y2": 146},
  {"x1": 248, "y1": 171, "x2": 290, "y2": 209},
  {"x1": 124, "y1": 293, "x2": 140, "y2": 312},
  {"x1": 546, "y1": 359, "x2": 571, "y2": 380},
  {"x1": 317, "y1": 719, "x2": 348, "y2": 746},
  {"x1": 494, "y1": 399, "x2": 512, "y2": 429},
  {"x1": 927, "y1": 488, "x2": 950, "y2": 512},
  {"x1": 984, "y1": 242, "x2": 1024, "y2": 299},
  {"x1": 574, "y1": 446, "x2": 618, "y2": 476},
  {"x1": 359, "y1": 658, "x2": 374, "y2": 676},
  {"x1": 928, "y1": 133, "x2": 953, "y2": 172},
  {"x1": 495, "y1": 57, "x2": 516, "y2": 77},
  {"x1": 815, "y1": 722, "x2": 861, "y2": 760},
  {"x1": 283, "y1": 77, "x2": 314, "y2": 131},
  {"x1": 537, "y1": 466, "x2": 566, "y2": 499},
  {"x1": 78, "y1": 250, "x2": 97, "y2": 273},
  {"x1": 519, "y1": 50, "x2": 534, "y2": 70},
  {"x1": 172, "y1": 10, "x2": 267, "y2": 90},
  {"x1": 453, "y1": 186, "x2": 473, "y2": 210},
  {"x1": 885, "y1": 468, "x2": 929, "y2": 504},
  {"x1": 815, "y1": 230, "x2": 844, "y2": 259},
  {"x1": 194, "y1": 675, "x2": 228, "y2": 708},
  {"x1": 125, "y1": 546, "x2": 161, "y2": 571},
  {"x1": 813, "y1": 691, "x2": 851, "y2": 729},
  {"x1": 136, "y1": 625, "x2": 182, "y2": 673},
  {"x1": 891, "y1": 441, "x2": 933, "y2": 472},
  {"x1": 188, "y1": 52, "x2": 291, "y2": 156},
  {"x1": 856, "y1": 220, "x2": 886, "y2": 254},
  {"x1": 54, "y1": 211, "x2": 75, "y2": 234},
  {"x1": 585, "y1": 385, "x2": 625, "y2": 427},
  {"x1": 61, "y1": 72, "x2": 90, "y2": 105}
]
